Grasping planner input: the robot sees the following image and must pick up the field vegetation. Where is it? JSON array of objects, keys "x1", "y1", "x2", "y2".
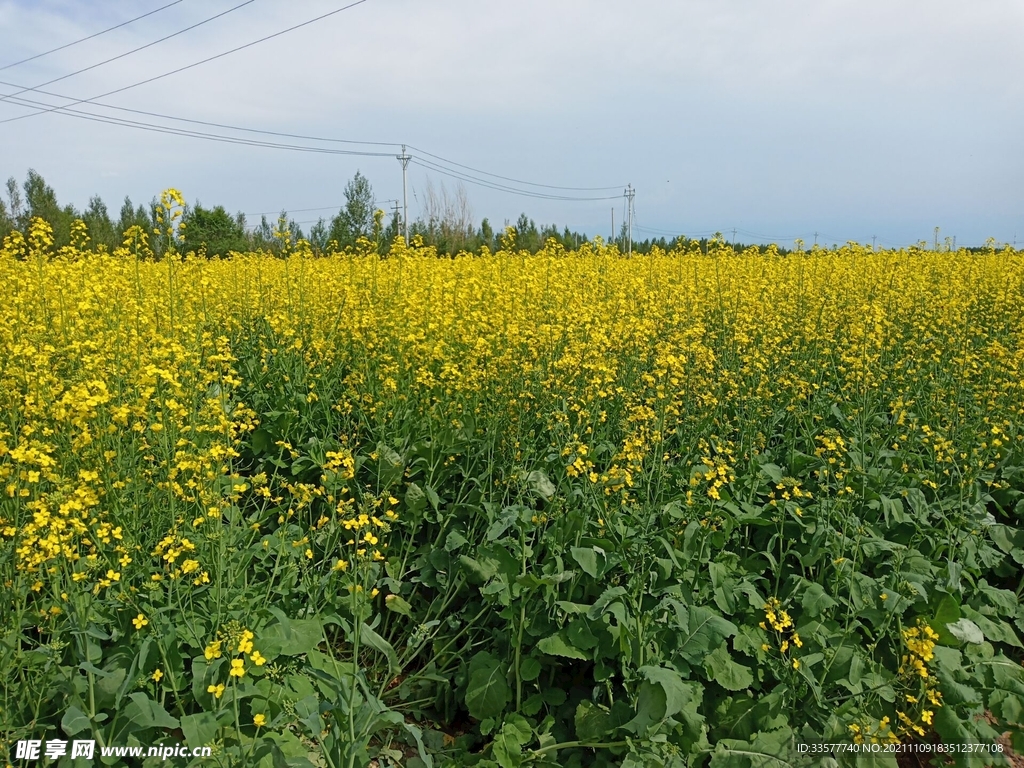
[{"x1": 1, "y1": 198, "x2": 1023, "y2": 767}]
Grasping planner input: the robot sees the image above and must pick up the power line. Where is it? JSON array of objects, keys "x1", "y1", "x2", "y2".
[
  {"x1": 0, "y1": 74, "x2": 618, "y2": 194},
  {"x1": 0, "y1": 0, "x2": 373, "y2": 126},
  {"x1": 0, "y1": 0, "x2": 624, "y2": 207},
  {"x1": 0, "y1": 91, "x2": 395, "y2": 157},
  {"x1": 405, "y1": 144, "x2": 624, "y2": 192},
  {"x1": 243, "y1": 199, "x2": 398, "y2": 217},
  {"x1": 0, "y1": 0, "x2": 257, "y2": 108},
  {"x1": 0, "y1": 78, "x2": 400, "y2": 148},
  {"x1": 634, "y1": 224, "x2": 717, "y2": 238},
  {"x1": 409, "y1": 157, "x2": 622, "y2": 202},
  {"x1": 0, "y1": 0, "x2": 187, "y2": 72},
  {"x1": 0, "y1": 90, "x2": 625, "y2": 201}
]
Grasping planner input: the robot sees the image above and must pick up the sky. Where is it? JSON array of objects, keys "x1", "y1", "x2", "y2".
[{"x1": 0, "y1": 0, "x2": 1022, "y2": 248}]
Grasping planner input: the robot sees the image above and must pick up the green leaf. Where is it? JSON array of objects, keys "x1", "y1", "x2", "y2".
[
  {"x1": 587, "y1": 586, "x2": 627, "y2": 620},
  {"x1": 250, "y1": 428, "x2": 273, "y2": 455},
  {"x1": 61, "y1": 706, "x2": 91, "y2": 736},
  {"x1": 537, "y1": 631, "x2": 588, "y2": 660},
  {"x1": 465, "y1": 652, "x2": 511, "y2": 721},
  {"x1": 704, "y1": 644, "x2": 753, "y2": 691},
  {"x1": 566, "y1": 619, "x2": 598, "y2": 651},
  {"x1": 479, "y1": 543, "x2": 520, "y2": 579},
  {"x1": 123, "y1": 692, "x2": 180, "y2": 730},
  {"x1": 522, "y1": 694, "x2": 544, "y2": 716},
  {"x1": 263, "y1": 609, "x2": 323, "y2": 657},
  {"x1": 293, "y1": 694, "x2": 324, "y2": 736},
  {"x1": 445, "y1": 530, "x2": 470, "y2": 551},
  {"x1": 525, "y1": 470, "x2": 556, "y2": 500},
  {"x1": 424, "y1": 484, "x2": 441, "y2": 511},
  {"x1": 934, "y1": 594, "x2": 961, "y2": 625},
  {"x1": 359, "y1": 622, "x2": 400, "y2": 675},
  {"x1": 622, "y1": 680, "x2": 666, "y2": 735},
  {"x1": 710, "y1": 729, "x2": 797, "y2": 768},
  {"x1": 962, "y1": 606, "x2": 1022, "y2": 647},
  {"x1": 401, "y1": 722, "x2": 435, "y2": 768},
  {"x1": 405, "y1": 483, "x2": 427, "y2": 515},
  {"x1": 800, "y1": 582, "x2": 837, "y2": 617},
  {"x1": 990, "y1": 524, "x2": 1024, "y2": 564},
  {"x1": 519, "y1": 656, "x2": 542, "y2": 682},
  {"x1": 375, "y1": 443, "x2": 405, "y2": 487},
  {"x1": 486, "y1": 507, "x2": 519, "y2": 541},
  {"x1": 986, "y1": 654, "x2": 1024, "y2": 689},
  {"x1": 946, "y1": 618, "x2": 984, "y2": 645},
  {"x1": 932, "y1": 668, "x2": 981, "y2": 707},
  {"x1": 385, "y1": 594, "x2": 413, "y2": 617},
  {"x1": 672, "y1": 603, "x2": 738, "y2": 666},
  {"x1": 759, "y1": 463, "x2": 784, "y2": 484},
  {"x1": 639, "y1": 665, "x2": 697, "y2": 718},
  {"x1": 459, "y1": 554, "x2": 496, "y2": 583},
  {"x1": 570, "y1": 547, "x2": 600, "y2": 578},
  {"x1": 180, "y1": 711, "x2": 225, "y2": 747},
  {"x1": 542, "y1": 687, "x2": 566, "y2": 706},
  {"x1": 492, "y1": 715, "x2": 532, "y2": 768},
  {"x1": 978, "y1": 582, "x2": 1018, "y2": 616},
  {"x1": 575, "y1": 700, "x2": 613, "y2": 741},
  {"x1": 932, "y1": 594, "x2": 962, "y2": 645}
]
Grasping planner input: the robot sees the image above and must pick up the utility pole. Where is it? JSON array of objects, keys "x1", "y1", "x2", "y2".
[
  {"x1": 611, "y1": 208, "x2": 614, "y2": 247},
  {"x1": 872, "y1": 235, "x2": 876, "y2": 251},
  {"x1": 731, "y1": 228, "x2": 737, "y2": 245},
  {"x1": 934, "y1": 226, "x2": 940, "y2": 250},
  {"x1": 814, "y1": 232, "x2": 819, "y2": 247},
  {"x1": 391, "y1": 200, "x2": 401, "y2": 237},
  {"x1": 397, "y1": 144, "x2": 411, "y2": 244},
  {"x1": 625, "y1": 184, "x2": 635, "y2": 256}
]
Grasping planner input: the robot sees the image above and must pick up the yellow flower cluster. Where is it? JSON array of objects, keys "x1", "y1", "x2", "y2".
[
  {"x1": 894, "y1": 621, "x2": 943, "y2": 738},
  {"x1": 848, "y1": 716, "x2": 900, "y2": 746},
  {"x1": 901, "y1": 622, "x2": 939, "y2": 675},
  {"x1": 204, "y1": 626, "x2": 266, "y2": 697},
  {"x1": 759, "y1": 597, "x2": 803, "y2": 669},
  {"x1": 337, "y1": 493, "x2": 397, "y2": 564},
  {"x1": 849, "y1": 620, "x2": 944, "y2": 743}
]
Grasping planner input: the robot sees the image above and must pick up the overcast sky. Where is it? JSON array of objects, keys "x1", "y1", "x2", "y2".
[{"x1": 1, "y1": 0, "x2": 1021, "y2": 247}]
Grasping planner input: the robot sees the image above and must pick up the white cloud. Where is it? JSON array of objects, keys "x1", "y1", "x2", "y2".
[{"x1": 0, "y1": 0, "x2": 1021, "y2": 244}]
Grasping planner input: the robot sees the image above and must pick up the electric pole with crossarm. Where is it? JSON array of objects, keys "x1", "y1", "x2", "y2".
[{"x1": 397, "y1": 145, "x2": 411, "y2": 244}]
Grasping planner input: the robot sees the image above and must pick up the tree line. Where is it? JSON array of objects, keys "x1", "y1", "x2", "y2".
[{"x1": 1, "y1": 168, "x2": 792, "y2": 257}]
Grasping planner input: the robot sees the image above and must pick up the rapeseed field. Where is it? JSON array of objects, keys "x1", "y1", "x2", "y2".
[{"x1": 1, "y1": 211, "x2": 1022, "y2": 766}]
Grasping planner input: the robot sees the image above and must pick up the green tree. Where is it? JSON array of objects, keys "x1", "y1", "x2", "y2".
[
  {"x1": 83, "y1": 195, "x2": 116, "y2": 251},
  {"x1": 23, "y1": 169, "x2": 77, "y2": 248},
  {"x1": 250, "y1": 215, "x2": 275, "y2": 252},
  {"x1": 307, "y1": 217, "x2": 329, "y2": 253},
  {"x1": 181, "y1": 202, "x2": 248, "y2": 256},
  {"x1": 514, "y1": 213, "x2": 541, "y2": 252},
  {"x1": 116, "y1": 196, "x2": 152, "y2": 242},
  {"x1": 479, "y1": 217, "x2": 495, "y2": 250},
  {"x1": 328, "y1": 170, "x2": 374, "y2": 249},
  {"x1": 6, "y1": 177, "x2": 24, "y2": 228},
  {"x1": 0, "y1": 198, "x2": 10, "y2": 243}
]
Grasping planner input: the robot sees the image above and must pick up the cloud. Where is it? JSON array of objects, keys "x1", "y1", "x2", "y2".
[{"x1": 0, "y1": 0, "x2": 1021, "y2": 244}]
